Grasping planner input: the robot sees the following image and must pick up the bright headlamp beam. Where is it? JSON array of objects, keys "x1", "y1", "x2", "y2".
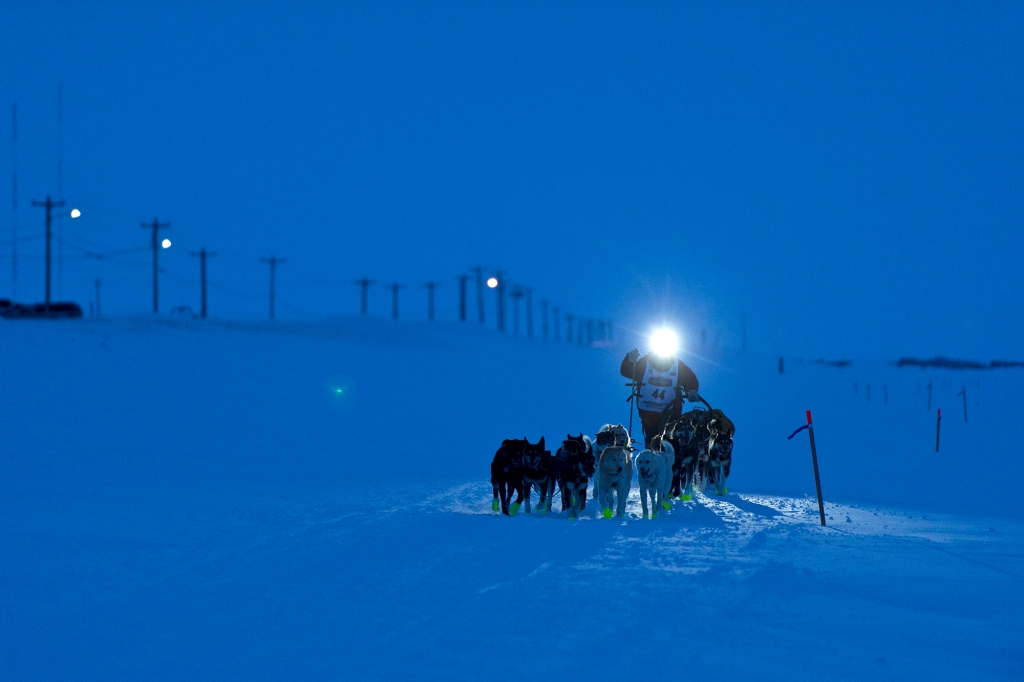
[{"x1": 650, "y1": 327, "x2": 679, "y2": 357}]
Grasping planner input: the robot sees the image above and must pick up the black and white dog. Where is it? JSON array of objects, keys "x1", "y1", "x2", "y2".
[{"x1": 554, "y1": 433, "x2": 595, "y2": 520}]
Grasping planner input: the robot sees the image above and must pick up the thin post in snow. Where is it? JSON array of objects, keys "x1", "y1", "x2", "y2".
[
  {"x1": 958, "y1": 387, "x2": 967, "y2": 422},
  {"x1": 935, "y1": 409, "x2": 942, "y2": 452},
  {"x1": 806, "y1": 410, "x2": 826, "y2": 526}
]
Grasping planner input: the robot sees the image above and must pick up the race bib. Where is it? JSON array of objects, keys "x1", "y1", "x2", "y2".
[{"x1": 638, "y1": 362, "x2": 677, "y2": 412}]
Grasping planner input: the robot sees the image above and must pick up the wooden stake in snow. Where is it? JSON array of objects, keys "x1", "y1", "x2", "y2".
[{"x1": 935, "y1": 408, "x2": 942, "y2": 452}]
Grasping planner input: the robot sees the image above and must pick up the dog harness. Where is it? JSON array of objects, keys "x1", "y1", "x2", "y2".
[{"x1": 638, "y1": 360, "x2": 678, "y2": 413}]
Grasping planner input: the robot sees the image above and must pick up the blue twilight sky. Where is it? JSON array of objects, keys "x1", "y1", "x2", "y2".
[{"x1": 1, "y1": 1, "x2": 1022, "y2": 359}]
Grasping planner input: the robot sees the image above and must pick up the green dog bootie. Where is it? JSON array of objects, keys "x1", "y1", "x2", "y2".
[
  {"x1": 662, "y1": 501, "x2": 672, "y2": 511},
  {"x1": 682, "y1": 494, "x2": 691, "y2": 501},
  {"x1": 510, "y1": 502, "x2": 520, "y2": 516},
  {"x1": 642, "y1": 512, "x2": 649, "y2": 519},
  {"x1": 723, "y1": 487, "x2": 728, "y2": 495},
  {"x1": 492, "y1": 500, "x2": 499, "y2": 512},
  {"x1": 602, "y1": 508, "x2": 613, "y2": 519}
]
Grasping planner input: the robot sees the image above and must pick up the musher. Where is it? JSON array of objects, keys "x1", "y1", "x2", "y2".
[{"x1": 621, "y1": 329, "x2": 700, "y2": 447}]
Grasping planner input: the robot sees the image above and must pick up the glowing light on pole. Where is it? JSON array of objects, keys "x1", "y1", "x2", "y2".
[
  {"x1": 486, "y1": 277, "x2": 498, "y2": 289},
  {"x1": 650, "y1": 327, "x2": 679, "y2": 357},
  {"x1": 70, "y1": 208, "x2": 81, "y2": 218},
  {"x1": 161, "y1": 238, "x2": 171, "y2": 249}
]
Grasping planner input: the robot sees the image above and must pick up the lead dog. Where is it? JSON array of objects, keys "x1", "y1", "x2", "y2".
[
  {"x1": 636, "y1": 436, "x2": 674, "y2": 518},
  {"x1": 555, "y1": 434, "x2": 595, "y2": 520},
  {"x1": 593, "y1": 423, "x2": 631, "y2": 498},
  {"x1": 595, "y1": 445, "x2": 632, "y2": 518}
]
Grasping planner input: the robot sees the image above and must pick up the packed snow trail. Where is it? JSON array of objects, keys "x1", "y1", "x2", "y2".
[{"x1": 3, "y1": 478, "x2": 1021, "y2": 681}]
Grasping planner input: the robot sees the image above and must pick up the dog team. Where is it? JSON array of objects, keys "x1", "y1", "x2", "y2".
[{"x1": 490, "y1": 408, "x2": 735, "y2": 519}]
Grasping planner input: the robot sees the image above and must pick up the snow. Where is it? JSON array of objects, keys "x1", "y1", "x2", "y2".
[{"x1": 2, "y1": 317, "x2": 1022, "y2": 679}]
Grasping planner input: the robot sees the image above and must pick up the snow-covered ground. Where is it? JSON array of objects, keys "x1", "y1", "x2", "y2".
[{"x1": 2, "y1": 318, "x2": 1022, "y2": 679}]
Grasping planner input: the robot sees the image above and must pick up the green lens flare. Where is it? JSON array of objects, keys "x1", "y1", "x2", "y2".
[{"x1": 322, "y1": 375, "x2": 356, "y2": 411}]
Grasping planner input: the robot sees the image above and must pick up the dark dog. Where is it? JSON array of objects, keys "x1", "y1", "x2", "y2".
[
  {"x1": 520, "y1": 437, "x2": 555, "y2": 514},
  {"x1": 555, "y1": 434, "x2": 595, "y2": 520},
  {"x1": 665, "y1": 408, "x2": 714, "y2": 500},
  {"x1": 491, "y1": 438, "x2": 527, "y2": 516},
  {"x1": 707, "y1": 410, "x2": 735, "y2": 496}
]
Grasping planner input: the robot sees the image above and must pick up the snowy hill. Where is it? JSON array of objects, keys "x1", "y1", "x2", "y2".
[{"x1": 2, "y1": 317, "x2": 1022, "y2": 680}]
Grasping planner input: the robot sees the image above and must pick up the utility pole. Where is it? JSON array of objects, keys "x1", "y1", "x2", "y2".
[
  {"x1": 261, "y1": 255, "x2": 285, "y2": 320},
  {"x1": 472, "y1": 266, "x2": 484, "y2": 323},
  {"x1": 140, "y1": 217, "x2": 170, "y2": 313},
  {"x1": 94, "y1": 278, "x2": 101, "y2": 317},
  {"x1": 494, "y1": 270, "x2": 505, "y2": 332},
  {"x1": 525, "y1": 288, "x2": 533, "y2": 337},
  {"x1": 458, "y1": 275, "x2": 468, "y2": 321},
  {"x1": 189, "y1": 248, "x2": 216, "y2": 318},
  {"x1": 354, "y1": 277, "x2": 374, "y2": 314},
  {"x1": 389, "y1": 283, "x2": 405, "y2": 319},
  {"x1": 11, "y1": 101, "x2": 17, "y2": 297},
  {"x1": 541, "y1": 300, "x2": 549, "y2": 339},
  {"x1": 424, "y1": 281, "x2": 440, "y2": 321},
  {"x1": 510, "y1": 286, "x2": 524, "y2": 335},
  {"x1": 552, "y1": 306, "x2": 560, "y2": 340},
  {"x1": 57, "y1": 85, "x2": 64, "y2": 283},
  {"x1": 31, "y1": 194, "x2": 65, "y2": 307}
]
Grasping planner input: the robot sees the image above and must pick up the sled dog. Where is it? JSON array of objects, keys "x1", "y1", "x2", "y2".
[
  {"x1": 595, "y1": 445, "x2": 632, "y2": 518},
  {"x1": 707, "y1": 410, "x2": 735, "y2": 496},
  {"x1": 636, "y1": 437, "x2": 674, "y2": 518},
  {"x1": 555, "y1": 434, "x2": 595, "y2": 520},
  {"x1": 593, "y1": 424, "x2": 631, "y2": 497},
  {"x1": 491, "y1": 438, "x2": 527, "y2": 515},
  {"x1": 520, "y1": 437, "x2": 555, "y2": 514}
]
